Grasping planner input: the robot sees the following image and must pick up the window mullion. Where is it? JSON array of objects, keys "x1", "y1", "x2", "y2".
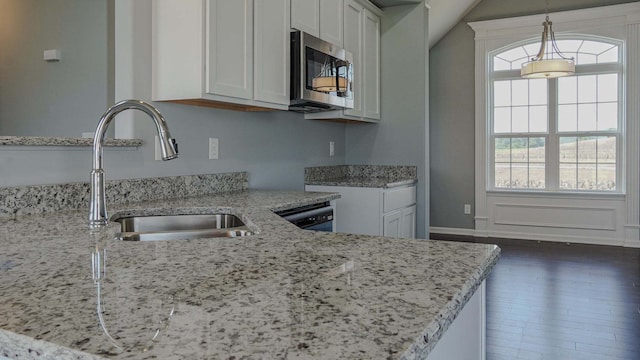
[{"x1": 547, "y1": 78, "x2": 559, "y2": 190}]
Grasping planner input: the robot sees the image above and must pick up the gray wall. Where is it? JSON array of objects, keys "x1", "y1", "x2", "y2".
[
  {"x1": 0, "y1": 0, "x2": 112, "y2": 137},
  {"x1": 429, "y1": 0, "x2": 640, "y2": 230},
  {"x1": 0, "y1": 106, "x2": 346, "y2": 190},
  {"x1": 0, "y1": 0, "x2": 346, "y2": 190},
  {"x1": 0, "y1": 1, "x2": 428, "y2": 241},
  {"x1": 346, "y1": 4, "x2": 429, "y2": 237}
]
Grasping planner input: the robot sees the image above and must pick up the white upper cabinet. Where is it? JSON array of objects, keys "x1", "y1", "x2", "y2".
[
  {"x1": 152, "y1": 0, "x2": 290, "y2": 111},
  {"x1": 305, "y1": 0, "x2": 381, "y2": 122},
  {"x1": 291, "y1": 0, "x2": 320, "y2": 36},
  {"x1": 343, "y1": 0, "x2": 364, "y2": 118},
  {"x1": 362, "y1": 8, "x2": 380, "y2": 120},
  {"x1": 291, "y1": 0, "x2": 343, "y2": 47},
  {"x1": 319, "y1": 0, "x2": 344, "y2": 48},
  {"x1": 207, "y1": 0, "x2": 253, "y2": 100},
  {"x1": 254, "y1": 0, "x2": 290, "y2": 105}
]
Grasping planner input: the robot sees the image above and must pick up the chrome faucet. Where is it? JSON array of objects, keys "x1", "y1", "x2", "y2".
[{"x1": 89, "y1": 100, "x2": 178, "y2": 228}]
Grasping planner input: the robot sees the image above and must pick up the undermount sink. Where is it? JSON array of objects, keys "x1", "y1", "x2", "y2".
[{"x1": 112, "y1": 214, "x2": 253, "y2": 241}]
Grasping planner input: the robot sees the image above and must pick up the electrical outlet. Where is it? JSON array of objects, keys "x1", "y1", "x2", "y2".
[
  {"x1": 330, "y1": 141, "x2": 335, "y2": 157},
  {"x1": 464, "y1": 204, "x2": 472, "y2": 215},
  {"x1": 209, "y1": 138, "x2": 219, "y2": 159}
]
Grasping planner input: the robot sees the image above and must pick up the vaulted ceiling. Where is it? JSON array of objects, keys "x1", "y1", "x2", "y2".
[
  {"x1": 370, "y1": 0, "x2": 481, "y2": 48},
  {"x1": 427, "y1": 0, "x2": 480, "y2": 48}
]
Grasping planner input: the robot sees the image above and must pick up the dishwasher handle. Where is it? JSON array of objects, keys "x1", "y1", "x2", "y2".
[{"x1": 282, "y1": 206, "x2": 333, "y2": 223}]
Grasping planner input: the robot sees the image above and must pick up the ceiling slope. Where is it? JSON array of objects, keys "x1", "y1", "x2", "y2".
[
  {"x1": 370, "y1": 0, "x2": 481, "y2": 48},
  {"x1": 428, "y1": 0, "x2": 481, "y2": 48}
]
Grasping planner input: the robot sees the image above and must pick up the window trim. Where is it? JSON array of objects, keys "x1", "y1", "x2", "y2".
[
  {"x1": 468, "y1": 3, "x2": 640, "y2": 241},
  {"x1": 487, "y1": 37, "x2": 624, "y2": 193}
]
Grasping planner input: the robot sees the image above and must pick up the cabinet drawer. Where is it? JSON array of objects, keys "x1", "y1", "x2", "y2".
[{"x1": 383, "y1": 186, "x2": 416, "y2": 213}]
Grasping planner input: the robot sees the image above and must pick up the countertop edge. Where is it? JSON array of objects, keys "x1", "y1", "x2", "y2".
[
  {"x1": 0, "y1": 136, "x2": 143, "y2": 147},
  {"x1": 400, "y1": 245, "x2": 501, "y2": 359},
  {"x1": 0, "y1": 329, "x2": 106, "y2": 360},
  {"x1": 305, "y1": 178, "x2": 418, "y2": 189}
]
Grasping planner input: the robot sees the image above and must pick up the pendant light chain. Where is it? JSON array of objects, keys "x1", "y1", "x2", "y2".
[
  {"x1": 546, "y1": 0, "x2": 549, "y2": 17},
  {"x1": 520, "y1": 0, "x2": 575, "y2": 78}
]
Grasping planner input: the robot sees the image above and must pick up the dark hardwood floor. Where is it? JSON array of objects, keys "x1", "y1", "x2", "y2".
[{"x1": 431, "y1": 235, "x2": 640, "y2": 360}]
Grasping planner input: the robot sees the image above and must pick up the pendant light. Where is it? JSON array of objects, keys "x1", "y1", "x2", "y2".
[{"x1": 521, "y1": 0, "x2": 575, "y2": 79}]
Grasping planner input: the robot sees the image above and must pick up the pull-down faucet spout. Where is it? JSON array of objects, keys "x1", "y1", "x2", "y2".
[{"x1": 89, "y1": 100, "x2": 178, "y2": 228}]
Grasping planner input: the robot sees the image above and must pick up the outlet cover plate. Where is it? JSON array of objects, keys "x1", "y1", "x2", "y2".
[{"x1": 209, "y1": 138, "x2": 219, "y2": 159}]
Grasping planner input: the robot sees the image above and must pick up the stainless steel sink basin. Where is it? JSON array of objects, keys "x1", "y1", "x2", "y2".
[{"x1": 112, "y1": 214, "x2": 253, "y2": 241}]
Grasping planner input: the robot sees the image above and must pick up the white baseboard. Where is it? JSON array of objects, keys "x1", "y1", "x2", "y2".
[
  {"x1": 429, "y1": 227, "x2": 477, "y2": 237},
  {"x1": 624, "y1": 226, "x2": 640, "y2": 248},
  {"x1": 429, "y1": 226, "x2": 630, "y2": 247},
  {"x1": 486, "y1": 230, "x2": 625, "y2": 247},
  {"x1": 624, "y1": 238, "x2": 640, "y2": 248}
]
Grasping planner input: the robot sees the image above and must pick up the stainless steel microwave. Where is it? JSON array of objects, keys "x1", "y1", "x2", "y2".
[{"x1": 290, "y1": 31, "x2": 354, "y2": 113}]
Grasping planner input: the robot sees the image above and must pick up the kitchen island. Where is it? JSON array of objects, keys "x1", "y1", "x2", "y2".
[{"x1": 0, "y1": 176, "x2": 499, "y2": 359}]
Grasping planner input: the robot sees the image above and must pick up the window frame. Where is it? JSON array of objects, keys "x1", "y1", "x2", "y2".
[
  {"x1": 487, "y1": 36, "x2": 625, "y2": 194},
  {"x1": 468, "y1": 3, "x2": 640, "y2": 245}
]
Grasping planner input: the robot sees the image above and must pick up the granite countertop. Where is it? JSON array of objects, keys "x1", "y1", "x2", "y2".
[
  {"x1": 0, "y1": 190, "x2": 499, "y2": 360},
  {"x1": 305, "y1": 165, "x2": 418, "y2": 188},
  {"x1": 0, "y1": 136, "x2": 143, "y2": 147},
  {"x1": 307, "y1": 176, "x2": 418, "y2": 188}
]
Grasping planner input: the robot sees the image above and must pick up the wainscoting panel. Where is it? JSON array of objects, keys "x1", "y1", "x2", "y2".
[
  {"x1": 483, "y1": 194, "x2": 627, "y2": 246},
  {"x1": 493, "y1": 203, "x2": 617, "y2": 231}
]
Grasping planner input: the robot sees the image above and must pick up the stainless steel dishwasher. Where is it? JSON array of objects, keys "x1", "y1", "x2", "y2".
[{"x1": 275, "y1": 201, "x2": 334, "y2": 232}]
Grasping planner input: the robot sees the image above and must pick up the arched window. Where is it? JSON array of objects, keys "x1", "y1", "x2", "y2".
[{"x1": 488, "y1": 37, "x2": 623, "y2": 192}]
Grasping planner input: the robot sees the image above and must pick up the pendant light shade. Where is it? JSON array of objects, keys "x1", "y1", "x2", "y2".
[
  {"x1": 521, "y1": 11, "x2": 575, "y2": 79},
  {"x1": 521, "y1": 58, "x2": 575, "y2": 79}
]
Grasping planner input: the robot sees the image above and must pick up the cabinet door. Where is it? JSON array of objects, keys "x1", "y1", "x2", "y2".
[
  {"x1": 152, "y1": 0, "x2": 205, "y2": 101},
  {"x1": 363, "y1": 8, "x2": 380, "y2": 120},
  {"x1": 254, "y1": 0, "x2": 290, "y2": 105},
  {"x1": 306, "y1": 185, "x2": 382, "y2": 236},
  {"x1": 343, "y1": 0, "x2": 363, "y2": 118},
  {"x1": 207, "y1": 0, "x2": 253, "y2": 99},
  {"x1": 319, "y1": 0, "x2": 343, "y2": 47},
  {"x1": 383, "y1": 210, "x2": 402, "y2": 238},
  {"x1": 401, "y1": 205, "x2": 416, "y2": 239},
  {"x1": 291, "y1": 0, "x2": 319, "y2": 36}
]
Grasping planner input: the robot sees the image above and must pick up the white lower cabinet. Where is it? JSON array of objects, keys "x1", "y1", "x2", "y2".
[
  {"x1": 383, "y1": 210, "x2": 402, "y2": 237},
  {"x1": 427, "y1": 281, "x2": 486, "y2": 360},
  {"x1": 305, "y1": 184, "x2": 416, "y2": 238},
  {"x1": 383, "y1": 204, "x2": 416, "y2": 238}
]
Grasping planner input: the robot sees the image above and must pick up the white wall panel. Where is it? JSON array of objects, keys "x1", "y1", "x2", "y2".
[
  {"x1": 493, "y1": 203, "x2": 617, "y2": 231},
  {"x1": 482, "y1": 193, "x2": 626, "y2": 246}
]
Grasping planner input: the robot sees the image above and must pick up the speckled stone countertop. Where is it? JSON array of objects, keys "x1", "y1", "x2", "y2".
[
  {"x1": 305, "y1": 165, "x2": 418, "y2": 188},
  {"x1": 0, "y1": 136, "x2": 142, "y2": 147},
  {"x1": 0, "y1": 190, "x2": 499, "y2": 360}
]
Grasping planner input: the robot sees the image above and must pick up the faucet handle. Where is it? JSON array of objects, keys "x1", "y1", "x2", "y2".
[{"x1": 170, "y1": 138, "x2": 178, "y2": 154}]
